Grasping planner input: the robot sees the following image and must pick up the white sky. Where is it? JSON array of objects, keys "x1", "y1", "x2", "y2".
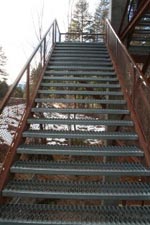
[{"x1": 0, "y1": 0, "x2": 99, "y2": 84}]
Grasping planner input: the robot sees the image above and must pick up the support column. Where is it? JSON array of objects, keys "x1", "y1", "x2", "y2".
[{"x1": 109, "y1": 0, "x2": 128, "y2": 33}]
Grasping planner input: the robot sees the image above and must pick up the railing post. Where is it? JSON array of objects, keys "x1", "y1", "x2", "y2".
[
  {"x1": 54, "y1": 20, "x2": 56, "y2": 44},
  {"x1": 26, "y1": 64, "x2": 30, "y2": 108},
  {"x1": 59, "y1": 33, "x2": 61, "y2": 42},
  {"x1": 132, "y1": 65, "x2": 137, "y2": 105},
  {"x1": 52, "y1": 23, "x2": 54, "y2": 45},
  {"x1": 43, "y1": 37, "x2": 46, "y2": 66},
  {"x1": 116, "y1": 39, "x2": 118, "y2": 58}
]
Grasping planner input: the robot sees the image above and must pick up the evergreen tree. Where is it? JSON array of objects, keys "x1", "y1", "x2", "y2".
[
  {"x1": 13, "y1": 86, "x2": 24, "y2": 98},
  {"x1": 67, "y1": 0, "x2": 92, "y2": 41},
  {"x1": 94, "y1": 0, "x2": 110, "y2": 34},
  {"x1": 0, "y1": 46, "x2": 7, "y2": 81},
  {"x1": 0, "y1": 80, "x2": 9, "y2": 99}
]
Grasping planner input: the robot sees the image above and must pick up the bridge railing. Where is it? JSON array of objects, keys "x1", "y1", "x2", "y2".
[
  {"x1": 0, "y1": 20, "x2": 60, "y2": 186},
  {"x1": 106, "y1": 19, "x2": 150, "y2": 166}
]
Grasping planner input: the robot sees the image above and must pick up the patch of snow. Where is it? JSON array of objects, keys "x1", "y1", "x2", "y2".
[{"x1": 0, "y1": 104, "x2": 25, "y2": 145}]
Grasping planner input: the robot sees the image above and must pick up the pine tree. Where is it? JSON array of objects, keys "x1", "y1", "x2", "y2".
[
  {"x1": 94, "y1": 0, "x2": 110, "y2": 34},
  {"x1": 0, "y1": 46, "x2": 7, "y2": 81},
  {"x1": 67, "y1": 0, "x2": 92, "y2": 41},
  {"x1": 0, "y1": 80, "x2": 9, "y2": 99}
]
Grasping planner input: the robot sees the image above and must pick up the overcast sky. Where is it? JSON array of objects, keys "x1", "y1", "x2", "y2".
[{"x1": 0, "y1": 0, "x2": 99, "y2": 84}]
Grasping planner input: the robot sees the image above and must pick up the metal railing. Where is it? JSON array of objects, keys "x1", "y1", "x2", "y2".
[
  {"x1": 60, "y1": 32, "x2": 105, "y2": 42},
  {"x1": 106, "y1": 19, "x2": 150, "y2": 166},
  {"x1": 0, "y1": 20, "x2": 60, "y2": 190}
]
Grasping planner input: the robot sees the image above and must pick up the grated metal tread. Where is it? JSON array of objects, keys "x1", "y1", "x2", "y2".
[
  {"x1": 49, "y1": 61, "x2": 112, "y2": 66},
  {"x1": 138, "y1": 21, "x2": 150, "y2": 26},
  {"x1": 11, "y1": 161, "x2": 149, "y2": 176},
  {"x1": 22, "y1": 130, "x2": 138, "y2": 140},
  {"x1": 38, "y1": 90, "x2": 123, "y2": 96},
  {"x1": 45, "y1": 70, "x2": 116, "y2": 76},
  {"x1": 134, "y1": 29, "x2": 150, "y2": 34},
  {"x1": 27, "y1": 118, "x2": 133, "y2": 126},
  {"x1": 35, "y1": 98, "x2": 126, "y2": 105},
  {"x1": 53, "y1": 50, "x2": 108, "y2": 54},
  {"x1": 54, "y1": 47, "x2": 107, "y2": 51},
  {"x1": 43, "y1": 76, "x2": 118, "y2": 82},
  {"x1": 40, "y1": 82, "x2": 120, "y2": 88},
  {"x1": 17, "y1": 144, "x2": 143, "y2": 157},
  {"x1": 3, "y1": 179, "x2": 150, "y2": 200},
  {"x1": 1, "y1": 204, "x2": 150, "y2": 225},
  {"x1": 132, "y1": 36, "x2": 150, "y2": 41},
  {"x1": 52, "y1": 53, "x2": 110, "y2": 58},
  {"x1": 50, "y1": 56, "x2": 111, "y2": 61},
  {"x1": 55, "y1": 42, "x2": 105, "y2": 46},
  {"x1": 47, "y1": 65, "x2": 114, "y2": 71},
  {"x1": 31, "y1": 107, "x2": 129, "y2": 114}
]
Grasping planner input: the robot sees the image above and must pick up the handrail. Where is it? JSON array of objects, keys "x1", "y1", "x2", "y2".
[
  {"x1": 106, "y1": 18, "x2": 150, "y2": 166},
  {"x1": 0, "y1": 19, "x2": 60, "y2": 114},
  {"x1": 106, "y1": 19, "x2": 149, "y2": 88},
  {"x1": 0, "y1": 19, "x2": 60, "y2": 190}
]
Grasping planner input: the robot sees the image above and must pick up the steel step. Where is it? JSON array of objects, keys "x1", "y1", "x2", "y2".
[
  {"x1": 11, "y1": 161, "x2": 149, "y2": 176},
  {"x1": 50, "y1": 56, "x2": 111, "y2": 62},
  {"x1": 54, "y1": 48, "x2": 108, "y2": 52},
  {"x1": 38, "y1": 90, "x2": 123, "y2": 96},
  {"x1": 3, "y1": 180, "x2": 150, "y2": 200},
  {"x1": 55, "y1": 44, "x2": 106, "y2": 48},
  {"x1": 52, "y1": 53, "x2": 110, "y2": 58},
  {"x1": 17, "y1": 144, "x2": 144, "y2": 157},
  {"x1": 45, "y1": 70, "x2": 116, "y2": 76},
  {"x1": 1, "y1": 204, "x2": 150, "y2": 225},
  {"x1": 35, "y1": 98, "x2": 126, "y2": 105},
  {"x1": 137, "y1": 21, "x2": 150, "y2": 26},
  {"x1": 53, "y1": 50, "x2": 108, "y2": 54},
  {"x1": 40, "y1": 82, "x2": 120, "y2": 89},
  {"x1": 132, "y1": 36, "x2": 150, "y2": 41},
  {"x1": 55, "y1": 43, "x2": 106, "y2": 47},
  {"x1": 56, "y1": 42, "x2": 105, "y2": 46},
  {"x1": 47, "y1": 65, "x2": 114, "y2": 71},
  {"x1": 22, "y1": 130, "x2": 138, "y2": 140},
  {"x1": 43, "y1": 76, "x2": 118, "y2": 82},
  {"x1": 134, "y1": 29, "x2": 150, "y2": 34},
  {"x1": 49, "y1": 61, "x2": 112, "y2": 66},
  {"x1": 27, "y1": 118, "x2": 133, "y2": 127},
  {"x1": 129, "y1": 46, "x2": 150, "y2": 55},
  {"x1": 31, "y1": 108, "x2": 129, "y2": 115}
]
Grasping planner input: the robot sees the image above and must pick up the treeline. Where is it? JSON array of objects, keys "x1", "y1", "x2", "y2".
[
  {"x1": 0, "y1": 46, "x2": 25, "y2": 99},
  {"x1": 67, "y1": 0, "x2": 110, "y2": 41},
  {"x1": 0, "y1": 46, "x2": 8, "y2": 99}
]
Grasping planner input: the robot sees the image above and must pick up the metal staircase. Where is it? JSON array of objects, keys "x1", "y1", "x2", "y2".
[
  {"x1": 119, "y1": 0, "x2": 150, "y2": 63},
  {"x1": 0, "y1": 20, "x2": 150, "y2": 224},
  {"x1": 128, "y1": 11, "x2": 150, "y2": 57}
]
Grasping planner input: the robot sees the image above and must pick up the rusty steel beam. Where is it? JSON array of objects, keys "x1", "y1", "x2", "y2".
[{"x1": 120, "y1": 0, "x2": 150, "y2": 40}]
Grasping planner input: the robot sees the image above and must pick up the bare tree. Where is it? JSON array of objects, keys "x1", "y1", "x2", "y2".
[{"x1": 0, "y1": 46, "x2": 7, "y2": 81}]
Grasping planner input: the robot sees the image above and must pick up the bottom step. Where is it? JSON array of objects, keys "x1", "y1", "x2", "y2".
[{"x1": 0, "y1": 204, "x2": 150, "y2": 225}]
